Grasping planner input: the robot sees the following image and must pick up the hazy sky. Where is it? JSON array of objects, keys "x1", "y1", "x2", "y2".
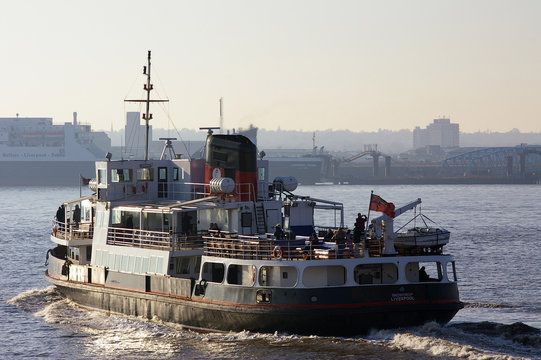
[{"x1": 2, "y1": 0, "x2": 540, "y2": 133}]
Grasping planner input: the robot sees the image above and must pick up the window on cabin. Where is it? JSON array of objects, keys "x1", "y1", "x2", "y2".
[
  {"x1": 137, "y1": 168, "x2": 154, "y2": 181},
  {"x1": 406, "y1": 261, "x2": 443, "y2": 282},
  {"x1": 354, "y1": 263, "x2": 398, "y2": 285},
  {"x1": 201, "y1": 262, "x2": 224, "y2": 283},
  {"x1": 446, "y1": 261, "x2": 457, "y2": 282},
  {"x1": 303, "y1": 266, "x2": 346, "y2": 287},
  {"x1": 227, "y1": 264, "x2": 256, "y2": 286},
  {"x1": 83, "y1": 206, "x2": 91, "y2": 222},
  {"x1": 173, "y1": 168, "x2": 179, "y2": 181},
  {"x1": 111, "y1": 209, "x2": 140, "y2": 229},
  {"x1": 111, "y1": 169, "x2": 133, "y2": 183},
  {"x1": 159, "y1": 167, "x2": 167, "y2": 181},
  {"x1": 259, "y1": 266, "x2": 297, "y2": 287},
  {"x1": 176, "y1": 257, "x2": 191, "y2": 275},
  {"x1": 98, "y1": 169, "x2": 106, "y2": 185},
  {"x1": 143, "y1": 212, "x2": 166, "y2": 231},
  {"x1": 194, "y1": 256, "x2": 201, "y2": 276}
]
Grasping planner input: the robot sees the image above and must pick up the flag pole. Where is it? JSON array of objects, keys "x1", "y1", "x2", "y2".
[
  {"x1": 79, "y1": 173, "x2": 82, "y2": 198},
  {"x1": 366, "y1": 190, "x2": 373, "y2": 231}
]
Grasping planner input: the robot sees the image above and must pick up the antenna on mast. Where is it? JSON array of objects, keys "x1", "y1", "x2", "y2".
[{"x1": 124, "y1": 50, "x2": 169, "y2": 161}]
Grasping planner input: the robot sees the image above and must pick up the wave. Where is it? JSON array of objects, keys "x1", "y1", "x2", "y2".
[
  {"x1": 463, "y1": 301, "x2": 519, "y2": 309},
  {"x1": 6, "y1": 286, "x2": 63, "y2": 311},
  {"x1": 360, "y1": 321, "x2": 541, "y2": 360},
  {"x1": 7, "y1": 289, "x2": 541, "y2": 359},
  {"x1": 450, "y1": 321, "x2": 541, "y2": 348}
]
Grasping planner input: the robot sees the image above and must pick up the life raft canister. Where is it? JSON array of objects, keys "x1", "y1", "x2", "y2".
[{"x1": 272, "y1": 246, "x2": 283, "y2": 260}]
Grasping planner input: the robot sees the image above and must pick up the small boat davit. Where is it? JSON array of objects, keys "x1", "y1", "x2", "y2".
[{"x1": 45, "y1": 51, "x2": 463, "y2": 336}]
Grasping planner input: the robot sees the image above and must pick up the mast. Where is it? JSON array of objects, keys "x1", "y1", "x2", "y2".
[
  {"x1": 124, "y1": 50, "x2": 169, "y2": 161},
  {"x1": 144, "y1": 50, "x2": 152, "y2": 161}
]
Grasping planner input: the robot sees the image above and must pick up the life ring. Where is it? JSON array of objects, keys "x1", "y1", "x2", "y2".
[
  {"x1": 52, "y1": 225, "x2": 57, "y2": 236},
  {"x1": 272, "y1": 246, "x2": 283, "y2": 260}
]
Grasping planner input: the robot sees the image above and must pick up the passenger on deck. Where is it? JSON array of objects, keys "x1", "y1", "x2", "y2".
[
  {"x1": 274, "y1": 224, "x2": 284, "y2": 240},
  {"x1": 324, "y1": 229, "x2": 334, "y2": 241},
  {"x1": 56, "y1": 205, "x2": 65, "y2": 224},
  {"x1": 284, "y1": 230, "x2": 295, "y2": 240},
  {"x1": 353, "y1": 213, "x2": 367, "y2": 257},
  {"x1": 209, "y1": 223, "x2": 219, "y2": 231},
  {"x1": 72, "y1": 204, "x2": 81, "y2": 227},
  {"x1": 354, "y1": 213, "x2": 367, "y2": 233},
  {"x1": 419, "y1": 266, "x2": 429, "y2": 282}
]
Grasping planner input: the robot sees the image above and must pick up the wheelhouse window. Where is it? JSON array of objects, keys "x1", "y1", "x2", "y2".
[
  {"x1": 201, "y1": 262, "x2": 225, "y2": 283},
  {"x1": 173, "y1": 167, "x2": 179, "y2": 181},
  {"x1": 354, "y1": 263, "x2": 398, "y2": 285},
  {"x1": 111, "y1": 169, "x2": 133, "y2": 183},
  {"x1": 406, "y1": 261, "x2": 443, "y2": 282},
  {"x1": 98, "y1": 169, "x2": 106, "y2": 185},
  {"x1": 227, "y1": 264, "x2": 256, "y2": 286},
  {"x1": 259, "y1": 266, "x2": 297, "y2": 287},
  {"x1": 137, "y1": 167, "x2": 154, "y2": 181},
  {"x1": 303, "y1": 266, "x2": 345, "y2": 287}
]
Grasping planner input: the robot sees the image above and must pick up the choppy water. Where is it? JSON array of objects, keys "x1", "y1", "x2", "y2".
[{"x1": 2, "y1": 185, "x2": 541, "y2": 359}]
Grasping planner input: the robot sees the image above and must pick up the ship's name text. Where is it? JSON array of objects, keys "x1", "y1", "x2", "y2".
[{"x1": 391, "y1": 293, "x2": 415, "y2": 301}]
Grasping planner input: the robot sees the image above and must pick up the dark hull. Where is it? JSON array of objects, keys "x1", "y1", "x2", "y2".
[{"x1": 46, "y1": 272, "x2": 463, "y2": 336}]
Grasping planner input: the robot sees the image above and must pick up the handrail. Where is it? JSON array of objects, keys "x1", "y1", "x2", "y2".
[
  {"x1": 106, "y1": 180, "x2": 257, "y2": 202},
  {"x1": 52, "y1": 219, "x2": 93, "y2": 241},
  {"x1": 106, "y1": 227, "x2": 205, "y2": 251},
  {"x1": 203, "y1": 235, "x2": 350, "y2": 261}
]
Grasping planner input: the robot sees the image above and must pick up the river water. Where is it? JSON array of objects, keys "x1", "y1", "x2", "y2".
[{"x1": 1, "y1": 184, "x2": 541, "y2": 359}]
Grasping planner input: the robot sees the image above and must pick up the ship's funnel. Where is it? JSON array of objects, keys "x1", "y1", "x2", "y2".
[{"x1": 204, "y1": 134, "x2": 257, "y2": 201}]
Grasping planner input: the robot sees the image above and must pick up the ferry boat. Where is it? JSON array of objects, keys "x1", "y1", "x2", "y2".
[{"x1": 44, "y1": 51, "x2": 463, "y2": 336}]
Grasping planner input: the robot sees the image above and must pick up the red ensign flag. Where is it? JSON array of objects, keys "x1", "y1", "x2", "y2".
[{"x1": 369, "y1": 194, "x2": 396, "y2": 218}]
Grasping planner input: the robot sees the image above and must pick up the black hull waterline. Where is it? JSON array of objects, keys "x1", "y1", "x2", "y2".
[{"x1": 46, "y1": 273, "x2": 463, "y2": 336}]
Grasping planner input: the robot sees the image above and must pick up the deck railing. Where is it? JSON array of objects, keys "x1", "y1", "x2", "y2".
[
  {"x1": 52, "y1": 219, "x2": 94, "y2": 241},
  {"x1": 106, "y1": 181, "x2": 257, "y2": 202},
  {"x1": 106, "y1": 227, "x2": 205, "y2": 251},
  {"x1": 203, "y1": 235, "x2": 354, "y2": 261}
]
